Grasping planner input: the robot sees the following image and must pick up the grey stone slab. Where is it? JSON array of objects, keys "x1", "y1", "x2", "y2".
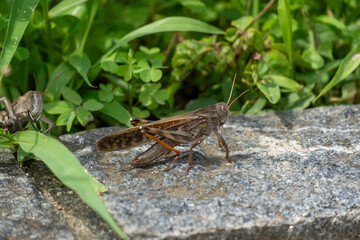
[
  {"x1": 59, "y1": 104, "x2": 360, "y2": 239},
  {"x1": 0, "y1": 150, "x2": 74, "y2": 240}
]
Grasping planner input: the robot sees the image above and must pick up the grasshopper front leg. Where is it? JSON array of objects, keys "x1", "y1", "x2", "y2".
[
  {"x1": 0, "y1": 97, "x2": 21, "y2": 131},
  {"x1": 38, "y1": 116, "x2": 54, "y2": 134},
  {"x1": 28, "y1": 112, "x2": 54, "y2": 134},
  {"x1": 213, "y1": 128, "x2": 235, "y2": 163}
]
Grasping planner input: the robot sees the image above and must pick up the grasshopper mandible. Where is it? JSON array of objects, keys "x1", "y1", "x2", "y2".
[
  {"x1": 96, "y1": 75, "x2": 248, "y2": 174},
  {"x1": 0, "y1": 75, "x2": 55, "y2": 134}
]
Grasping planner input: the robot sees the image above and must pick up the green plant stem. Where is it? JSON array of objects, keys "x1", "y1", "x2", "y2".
[
  {"x1": 23, "y1": 34, "x2": 30, "y2": 92},
  {"x1": 40, "y1": 0, "x2": 55, "y2": 64},
  {"x1": 302, "y1": 9, "x2": 316, "y2": 50},
  {"x1": 128, "y1": 82, "x2": 134, "y2": 112},
  {"x1": 78, "y1": 0, "x2": 99, "y2": 52},
  {"x1": 245, "y1": 0, "x2": 275, "y2": 32},
  {"x1": 251, "y1": 0, "x2": 259, "y2": 28}
]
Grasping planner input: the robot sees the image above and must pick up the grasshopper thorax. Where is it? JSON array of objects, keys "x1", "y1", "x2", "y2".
[
  {"x1": 215, "y1": 102, "x2": 229, "y2": 124},
  {"x1": 13, "y1": 91, "x2": 43, "y2": 121},
  {"x1": 27, "y1": 91, "x2": 43, "y2": 121}
]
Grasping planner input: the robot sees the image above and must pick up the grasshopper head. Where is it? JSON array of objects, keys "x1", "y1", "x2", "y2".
[
  {"x1": 215, "y1": 102, "x2": 229, "y2": 124},
  {"x1": 24, "y1": 91, "x2": 43, "y2": 121}
]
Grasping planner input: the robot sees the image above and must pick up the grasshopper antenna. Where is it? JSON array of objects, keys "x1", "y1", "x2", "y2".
[
  {"x1": 33, "y1": 73, "x2": 39, "y2": 91},
  {"x1": 228, "y1": 89, "x2": 249, "y2": 109},
  {"x1": 42, "y1": 71, "x2": 65, "y2": 96},
  {"x1": 226, "y1": 73, "x2": 237, "y2": 105}
]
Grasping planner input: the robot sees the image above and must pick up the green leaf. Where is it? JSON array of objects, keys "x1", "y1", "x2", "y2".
[
  {"x1": 140, "y1": 69, "x2": 151, "y2": 82},
  {"x1": 0, "y1": 0, "x2": 40, "y2": 83},
  {"x1": 14, "y1": 47, "x2": 30, "y2": 61},
  {"x1": 66, "y1": 111, "x2": 76, "y2": 132},
  {"x1": 56, "y1": 111, "x2": 76, "y2": 131},
  {"x1": 246, "y1": 97, "x2": 267, "y2": 114},
  {"x1": 43, "y1": 63, "x2": 76, "y2": 101},
  {"x1": 139, "y1": 46, "x2": 160, "y2": 55},
  {"x1": 137, "y1": 59, "x2": 150, "y2": 68},
  {"x1": 0, "y1": 141, "x2": 13, "y2": 150},
  {"x1": 14, "y1": 131, "x2": 128, "y2": 239},
  {"x1": 144, "y1": 83, "x2": 161, "y2": 94},
  {"x1": 131, "y1": 106, "x2": 150, "y2": 119},
  {"x1": 105, "y1": 17, "x2": 224, "y2": 56},
  {"x1": 76, "y1": 108, "x2": 93, "y2": 126},
  {"x1": 225, "y1": 27, "x2": 238, "y2": 42},
  {"x1": 139, "y1": 63, "x2": 163, "y2": 82},
  {"x1": 266, "y1": 75, "x2": 303, "y2": 91},
  {"x1": 285, "y1": 92, "x2": 315, "y2": 110},
  {"x1": 61, "y1": 86, "x2": 82, "y2": 105},
  {"x1": 17, "y1": 146, "x2": 33, "y2": 163},
  {"x1": 98, "y1": 90, "x2": 114, "y2": 103},
  {"x1": 0, "y1": 16, "x2": 8, "y2": 32},
  {"x1": 180, "y1": 0, "x2": 207, "y2": 14},
  {"x1": 302, "y1": 49, "x2": 324, "y2": 69},
  {"x1": 277, "y1": 0, "x2": 293, "y2": 70},
  {"x1": 150, "y1": 69, "x2": 162, "y2": 82},
  {"x1": 101, "y1": 61, "x2": 118, "y2": 74},
  {"x1": 100, "y1": 101, "x2": 131, "y2": 127},
  {"x1": 257, "y1": 80, "x2": 281, "y2": 104},
  {"x1": 44, "y1": 101, "x2": 74, "y2": 114},
  {"x1": 318, "y1": 41, "x2": 333, "y2": 60},
  {"x1": 342, "y1": 82, "x2": 356, "y2": 99},
  {"x1": 139, "y1": 91, "x2": 153, "y2": 106},
  {"x1": 231, "y1": 16, "x2": 254, "y2": 32},
  {"x1": 315, "y1": 15, "x2": 352, "y2": 36},
  {"x1": 314, "y1": 44, "x2": 360, "y2": 102},
  {"x1": 153, "y1": 89, "x2": 170, "y2": 104},
  {"x1": 116, "y1": 65, "x2": 132, "y2": 81},
  {"x1": 0, "y1": 132, "x2": 13, "y2": 149},
  {"x1": 49, "y1": 0, "x2": 87, "y2": 19},
  {"x1": 67, "y1": 52, "x2": 93, "y2": 87},
  {"x1": 83, "y1": 99, "x2": 104, "y2": 111},
  {"x1": 115, "y1": 52, "x2": 129, "y2": 63}
]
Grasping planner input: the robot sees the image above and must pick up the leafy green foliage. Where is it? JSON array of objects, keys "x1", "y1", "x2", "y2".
[
  {"x1": 44, "y1": 87, "x2": 105, "y2": 132},
  {"x1": 1, "y1": 0, "x2": 360, "y2": 129}
]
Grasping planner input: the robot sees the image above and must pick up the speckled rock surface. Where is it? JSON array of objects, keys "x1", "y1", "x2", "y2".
[
  {"x1": 0, "y1": 151, "x2": 73, "y2": 240},
  {"x1": 59, "y1": 104, "x2": 359, "y2": 239},
  {"x1": 1, "y1": 104, "x2": 359, "y2": 239}
]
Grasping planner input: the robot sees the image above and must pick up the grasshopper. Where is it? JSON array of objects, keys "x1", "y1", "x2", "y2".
[
  {"x1": 0, "y1": 76, "x2": 55, "y2": 134},
  {"x1": 96, "y1": 75, "x2": 248, "y2": 174}
]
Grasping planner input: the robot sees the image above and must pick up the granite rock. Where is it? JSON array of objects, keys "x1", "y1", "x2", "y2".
[
  {"x1": 1, "y1": 104, "x2": 359, "y2": 239},
  {"x1": 59, "y1": 104, "x2": 359, "y2": 239},
  {"x1": 0, "y1": 151, "x2": 74, "y2": 239}
]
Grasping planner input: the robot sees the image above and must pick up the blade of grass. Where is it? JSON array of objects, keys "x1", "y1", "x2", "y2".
[
  {"x1": 49, "y1": 0, "x2": 88, "y2": 19},
  {"x1": 313, "y1": 44, "x2": 360, "y2": 102},
  {"x1": 14, "y1": 131, "x2": 128, "y2": 239},
  {"x1": 0, "y1": 0, "x2": 40, "y2": 82},
  {"x1": 278, "y1": 0, "x2": 293, "y2": 75}
]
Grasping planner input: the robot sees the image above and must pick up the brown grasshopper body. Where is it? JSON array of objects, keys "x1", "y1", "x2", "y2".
[
  {"x1": 97, "y1": 103, "x2": 231, "y2": 174},
  {"x1": 0, "y1": 91, "x2": 54, "y2": 134},
  {"x1": 97, "y1": 75, "x2": 248, "y2": 174}
]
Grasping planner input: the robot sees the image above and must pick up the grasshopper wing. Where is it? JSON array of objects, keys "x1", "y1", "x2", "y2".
[{"x1": 96, "y1": 113, "x2": 200, "y2": 152}]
